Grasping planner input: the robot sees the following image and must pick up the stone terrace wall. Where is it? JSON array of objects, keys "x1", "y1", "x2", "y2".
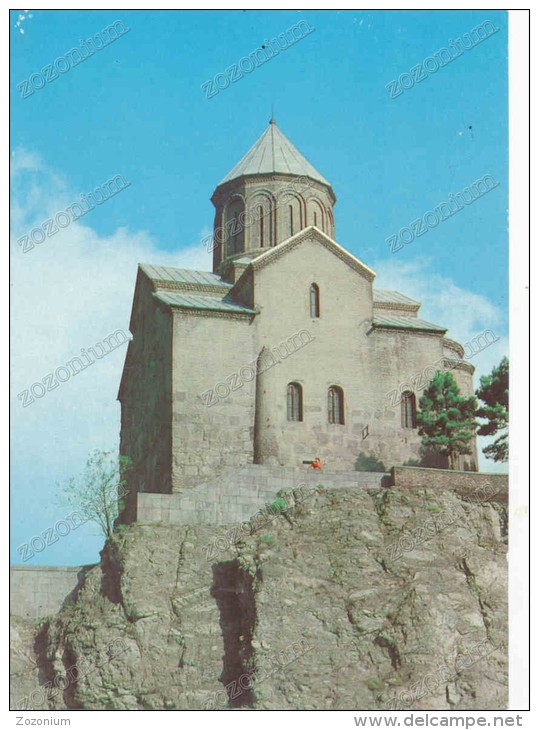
[
  {"x1": 135, "y1": 464, "x2": 387, "y2": 525},
  {"x1": 11, "y1": 467, "x2": 507, "y2": 620},
  {"x1": 390, "y1": 466, "x2": 508, "y2": 504},
  {"x1": 10, "y1": 565, "x2": 94, "y2": 619}
]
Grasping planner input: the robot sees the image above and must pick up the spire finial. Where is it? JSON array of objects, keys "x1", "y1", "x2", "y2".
[{"x1": 269, "y1": 104, "x2": 276, "y2": 125}]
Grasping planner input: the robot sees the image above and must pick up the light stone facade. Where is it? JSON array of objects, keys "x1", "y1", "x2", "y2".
[{"x1": 118, "y1": 121, "x2": 477, "y2": 501}]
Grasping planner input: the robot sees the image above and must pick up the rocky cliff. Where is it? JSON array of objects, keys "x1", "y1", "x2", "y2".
[{"x1": 10, "y1": 484, "x2": 508, "y2": 710}]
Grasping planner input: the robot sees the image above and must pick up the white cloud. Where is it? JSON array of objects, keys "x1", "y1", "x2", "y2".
[{"x1": 11, "y1": 149, "x2": 212, "y2": 562}]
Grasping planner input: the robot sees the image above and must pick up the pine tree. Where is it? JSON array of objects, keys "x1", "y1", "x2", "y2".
[
  {"x1": 476, "y1": 356, "x2": 509, "y2": 462},
  {"x1": 416, "y1": 371, "x2": 478, "y2": 470}
]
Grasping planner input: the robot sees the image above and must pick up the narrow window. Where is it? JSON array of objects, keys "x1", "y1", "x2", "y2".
[
  {"x1": 328, "y1": 386, "x2": 344, "y2": 425},
  {"x1": 229, "y1": 212, "x2": 241, "y2": 254},
  {"x1": 313, "y1": 211, "x2": 318, "y2": 227},
  {"x1": 310, "y1": 283, "x2": 320, "y2": 318},
  {"x1": 233, "y1": 213, "x2": 239, "y2": 252},
  {"x1": 259, "y1": 205, "x2": 264, "y2": 247},
  {"x1": 287, "y1": 382, "x2": 303, "y2": 422},
  {"x1": 326, "y1": 208, "x2": 334, "y2": 236},
  {"x1": 401, "y1": 391, "x2": 416, "y2": 428},
  {"x1": 289, "y1": 205, "x2": 294, "y2": 236}
]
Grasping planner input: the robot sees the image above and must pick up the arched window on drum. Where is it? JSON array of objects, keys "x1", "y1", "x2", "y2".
[
  {"x1": 251, "y1": 195, "x2": 274, "y2": 248},
  {"x1": 225, "y1": 197, "x2": 245, "y2": 255},
  {"x1": 283, "y1": 194, "x2": 303, "y2": 238},
  {"x1": 309, "y1": 199, "x2": 325, "y2": 232}
]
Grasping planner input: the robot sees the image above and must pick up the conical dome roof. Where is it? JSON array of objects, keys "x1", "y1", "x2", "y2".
[{"x1": 218, "y1": 120, "x2": 331, "y2": 187}]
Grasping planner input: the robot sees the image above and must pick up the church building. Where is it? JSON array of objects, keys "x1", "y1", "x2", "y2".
[{"x1": 118, "y1": 120, "x2": 477, "y2": 497}]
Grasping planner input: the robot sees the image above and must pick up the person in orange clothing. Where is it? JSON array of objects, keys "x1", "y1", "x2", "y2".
[{"x1": 309, "y1": 456, "x2": 323, "y2": 470}]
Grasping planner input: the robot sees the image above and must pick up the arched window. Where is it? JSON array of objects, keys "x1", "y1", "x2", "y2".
[
  {"x1": 309, "y1": 199, "x2": 325, "y2": 232},
  {"x1": 326, "y1": 207, "x2": 334, "y2": 237},
  {"x1": 287, "y1": 382, "x2": 303, "y2": 422},
  {"x1": 225, "y1": 197, "x2": 245, "y2": 255},
  {"x1": 310, "y1": 283, "x2": 320, "y2": 318},
  {"x1": 328, "y1": 386, "x2": 344, "y2": 425},
  {"x1": 231, "y1": 212, "x2": 240, "y2": 252},
  {"x1": 282, "y1": 192, "x2": 303, "y2": 239},
  {"x1": 401, "y1": 391, "x2": 416, "y2": 428},
  {"x1": 252, "y1": 194, "x2": 274, "y2": 248},
  {"x1": 258, "y1": 206, "x2": 264, "y2": 247}
]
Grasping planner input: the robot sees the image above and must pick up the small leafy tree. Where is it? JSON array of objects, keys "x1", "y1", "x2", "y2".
[
  {"x1": 416, "y1": 371, "x2": 477, "y2": 470},
  {"x1": 476, "y1": 356, "x2": 509, "y2": 462},
  {"x1": 59, "y1": 450, "x2": 132, "y2": 539}
]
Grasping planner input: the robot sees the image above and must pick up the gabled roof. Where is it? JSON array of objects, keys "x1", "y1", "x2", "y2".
[
  {"x1": 244, "y1": 226, "x2": 376, "y2": 283},
  {"x1": 153, "y1": 291, "x2": 256, "y2": 315},
  {"x1": 118, "y1": 266, "x2": 250, "y2": 402},
  {"x1": 372, "y1": 314, "x2": 446, "y2": 334},
  {"x1": 139, "y1": 263, "x2": 230, "y2": 291},
  {"x1": 373, "y1": 290, "x2": 421, "y2": 307},
  {"x1": 218, "y1": 120, "x2": 331, "y2": 187},
  {"x1": 373, "y1": 289, "x2": 421, "y2": 316}
]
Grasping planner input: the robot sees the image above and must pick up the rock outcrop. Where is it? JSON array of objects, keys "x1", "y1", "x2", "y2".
[{"x1": 10, "y1": 485, "x2": 508, "y2": 710}]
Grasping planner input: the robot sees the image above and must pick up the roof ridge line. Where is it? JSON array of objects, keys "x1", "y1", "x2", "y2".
[{"x1": 217, "y1": 123, "x2": 331, "y2": 188}]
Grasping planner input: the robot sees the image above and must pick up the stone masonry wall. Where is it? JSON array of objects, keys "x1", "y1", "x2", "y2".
[
  {"x1": 361, "y1": 327, "x2": 444, "y2": 468},
  {"x1": 251, "y1": 235, "x2": 374, "y2": 470},
  {"x1": 120, "y1": 273, "x2": 173, "y2": 497},
  {"x1": 247, "y1": 233, "x2": 469, "y2": 471},
  {"x1": 133, "y1": 465, "x2": 507, "y2": 527},
  {"x1": 10, "y1": 566, "x2": 93, "y2": 619},
  {"x1": 135, "y1": 465, "x2": 386, "y2": 525},
  {"x1": 390, "y1": 466, "x2": 507, "y2": 502},
  {"x1": 171, "y1": 310, "x2": 256, "y2": 491}
]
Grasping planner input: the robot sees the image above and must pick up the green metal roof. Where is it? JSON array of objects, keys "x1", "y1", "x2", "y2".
[
  {"x1": 373, "y1": 290, "x2": 421, "y2": 307},
  {"x1": 373, "y1": 314, "x2": 446, "y2": 334},
  {"x1": 218, "y1": 120, "x2": 331, "y2": 187},
  {"x1": 140, "y1": 264, "x2": 230, "y2": 289},
  {"x1": 153, "y1": 291, "x2": 256, "y2": 315}
]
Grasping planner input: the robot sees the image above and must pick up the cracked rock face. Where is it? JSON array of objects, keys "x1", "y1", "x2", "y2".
[
  {"x1": 10, "y1": 487, "x2": 508, "y2": 710},
  {"x1": 10, "y1": 615, "x2": 44, "y2": 708}
]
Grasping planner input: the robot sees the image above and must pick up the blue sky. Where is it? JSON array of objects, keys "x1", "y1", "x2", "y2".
[{"x1": 10, "y1": 10, "x2": 508, "y2": 566}]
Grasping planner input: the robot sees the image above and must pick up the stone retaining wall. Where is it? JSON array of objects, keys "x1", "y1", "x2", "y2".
[
  {"x1": 10, "y1": 565, "x2": 94, "y2": 619},
  {"x1": 11, "y1": 466, "x2": 507, "y2": 620},
  {"x1": 135, "y1": 465, "x2": 386, "y2": 525},
  {"x1": 389, "y1": 466, "x2": 508, "y2": 503}
]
